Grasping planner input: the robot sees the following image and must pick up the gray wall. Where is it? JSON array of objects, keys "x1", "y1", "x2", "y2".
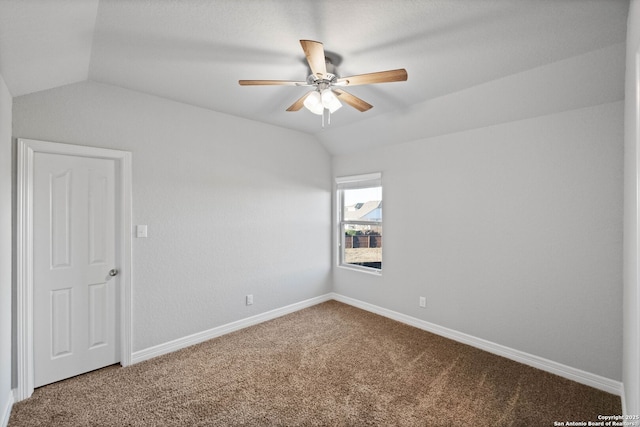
[
  {"x1": 624, "y1": 0, "x2": 640, "y2": 416},
  {"x1": 12, "y1": 81, "x2": 333, "y2": 352},
  {"x1": 333, "y1": 101, "x2": 623, "y2": 381},
  {"x1": 0, "y1": 73, "x2": 13, "y2": 424}
]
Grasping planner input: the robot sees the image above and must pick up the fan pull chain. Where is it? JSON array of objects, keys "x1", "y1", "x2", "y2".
[{"x1": 320, "y1": 108, "x2": 332, "y2": 128}]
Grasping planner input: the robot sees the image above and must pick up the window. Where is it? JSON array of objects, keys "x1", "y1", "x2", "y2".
[{"x1": 336, "y1": 173, "x2": 382, "y2": 273}]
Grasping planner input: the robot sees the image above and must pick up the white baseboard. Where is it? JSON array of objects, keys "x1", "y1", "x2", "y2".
[
  {"x1": 131, "y1": 293, "x2": 333, "y2": 364},
  {"x1": 331, "y1": 292, "x2": 624, "y2": 397},
  {"x1": 130, "y1": 291, "x2": 623, "y2": 398},
  {"x1": 1, "y1": 389, "x2": 14, "y2": 427}
]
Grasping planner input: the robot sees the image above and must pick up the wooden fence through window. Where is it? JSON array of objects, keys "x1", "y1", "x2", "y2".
[{"x1": 344, "y1": 235, "x2": 382, "y2": 249}]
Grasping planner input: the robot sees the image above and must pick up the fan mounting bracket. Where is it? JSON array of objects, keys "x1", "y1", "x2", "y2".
[{"x1": 306, "y1": 73, "x2": 338, "y2": 90}]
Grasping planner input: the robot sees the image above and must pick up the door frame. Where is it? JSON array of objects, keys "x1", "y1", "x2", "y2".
[{"x1": 15, "y1": 138, "x2": 133, "y2": 401}]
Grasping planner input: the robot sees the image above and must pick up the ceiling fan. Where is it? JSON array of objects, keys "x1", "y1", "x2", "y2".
[{"x1": 239, "y1": 40, "x2": 407, "y2": 122}]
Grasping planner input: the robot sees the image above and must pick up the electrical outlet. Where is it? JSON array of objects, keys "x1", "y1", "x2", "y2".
[
  {"x1": 246, "y1": 294, "x2": 253, "y2": 306},
  {"x1": 419, "y1": 296, "x2": 426, "y2": 308}
]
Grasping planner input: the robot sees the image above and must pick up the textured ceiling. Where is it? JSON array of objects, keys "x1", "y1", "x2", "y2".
[{"x1": 0, "y1": 0, "x2": 630, "y2": 139}]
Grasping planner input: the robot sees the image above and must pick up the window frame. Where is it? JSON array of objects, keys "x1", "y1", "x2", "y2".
[{"x1": 336, "y1": 173, "x2": 383, "y2": 275}]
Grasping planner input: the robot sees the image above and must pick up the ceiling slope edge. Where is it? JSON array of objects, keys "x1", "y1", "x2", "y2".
[
  {"x1": 318, "y1": 42, "x2": 626, "y2": 157},
  {"x1": 0, "y1": 0, "x2": 99, "y2": 97}
]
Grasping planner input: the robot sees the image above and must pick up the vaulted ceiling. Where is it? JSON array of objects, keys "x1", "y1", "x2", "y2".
[{"x1": 0, "y1": 0, "x2": 630, "y2": 153}]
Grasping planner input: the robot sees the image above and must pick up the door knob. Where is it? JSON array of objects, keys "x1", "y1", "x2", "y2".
[{"x1": 109, "y1": 269, "x2": 118, "y2": 277}]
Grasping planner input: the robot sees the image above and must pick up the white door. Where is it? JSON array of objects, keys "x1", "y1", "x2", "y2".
[{"x1": 33, "y1": 152, "x2": 119, "y2": 387}]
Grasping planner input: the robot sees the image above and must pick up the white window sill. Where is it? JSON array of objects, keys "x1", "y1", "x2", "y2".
[{"x1": 337, "y1": 264, "x2": 382, "y2": 276}]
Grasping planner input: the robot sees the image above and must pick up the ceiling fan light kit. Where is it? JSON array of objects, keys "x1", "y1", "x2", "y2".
[
  {"x1": 321, "y1": 89, "x2": 342, "y2": 113},
  {"x1": 239, "y1": 40, "x2": 408, "y2": 127},
  {"x1": 303, "y1": 91, "x2": 324, "y2": 115}
]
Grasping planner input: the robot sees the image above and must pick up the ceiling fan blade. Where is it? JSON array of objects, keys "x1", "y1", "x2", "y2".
[
  {"x1": 333, "y1": 89, "x2": 373, "y2": 112},
  {"x1": 239, "y1": 80, "x2": 307, "y2": 86},
  {"x1": 286, "y1": 91, "x2": 312, "y2": 111},
  {"x1": 300, "y1": 40, "x2": 327, "y2": 78},
  {"x1": 336, "y1": 68, "x2": 408, "y2": 86}
]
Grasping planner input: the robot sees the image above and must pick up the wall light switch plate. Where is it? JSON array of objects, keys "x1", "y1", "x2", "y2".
[
  {"x1": 246, "y1": 294, "x2": 253, "y2": 306},
  {"x1": 136, "y1": 225, "x2": 148, "y2": 238},
  {"x1": 419, "y1": 296, "x2": 426, "y2": 308}
]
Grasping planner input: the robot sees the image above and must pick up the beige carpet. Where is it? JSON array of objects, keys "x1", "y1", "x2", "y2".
[{"x1": 9, "y1": 301, "x2": 621, "y2": 426}]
